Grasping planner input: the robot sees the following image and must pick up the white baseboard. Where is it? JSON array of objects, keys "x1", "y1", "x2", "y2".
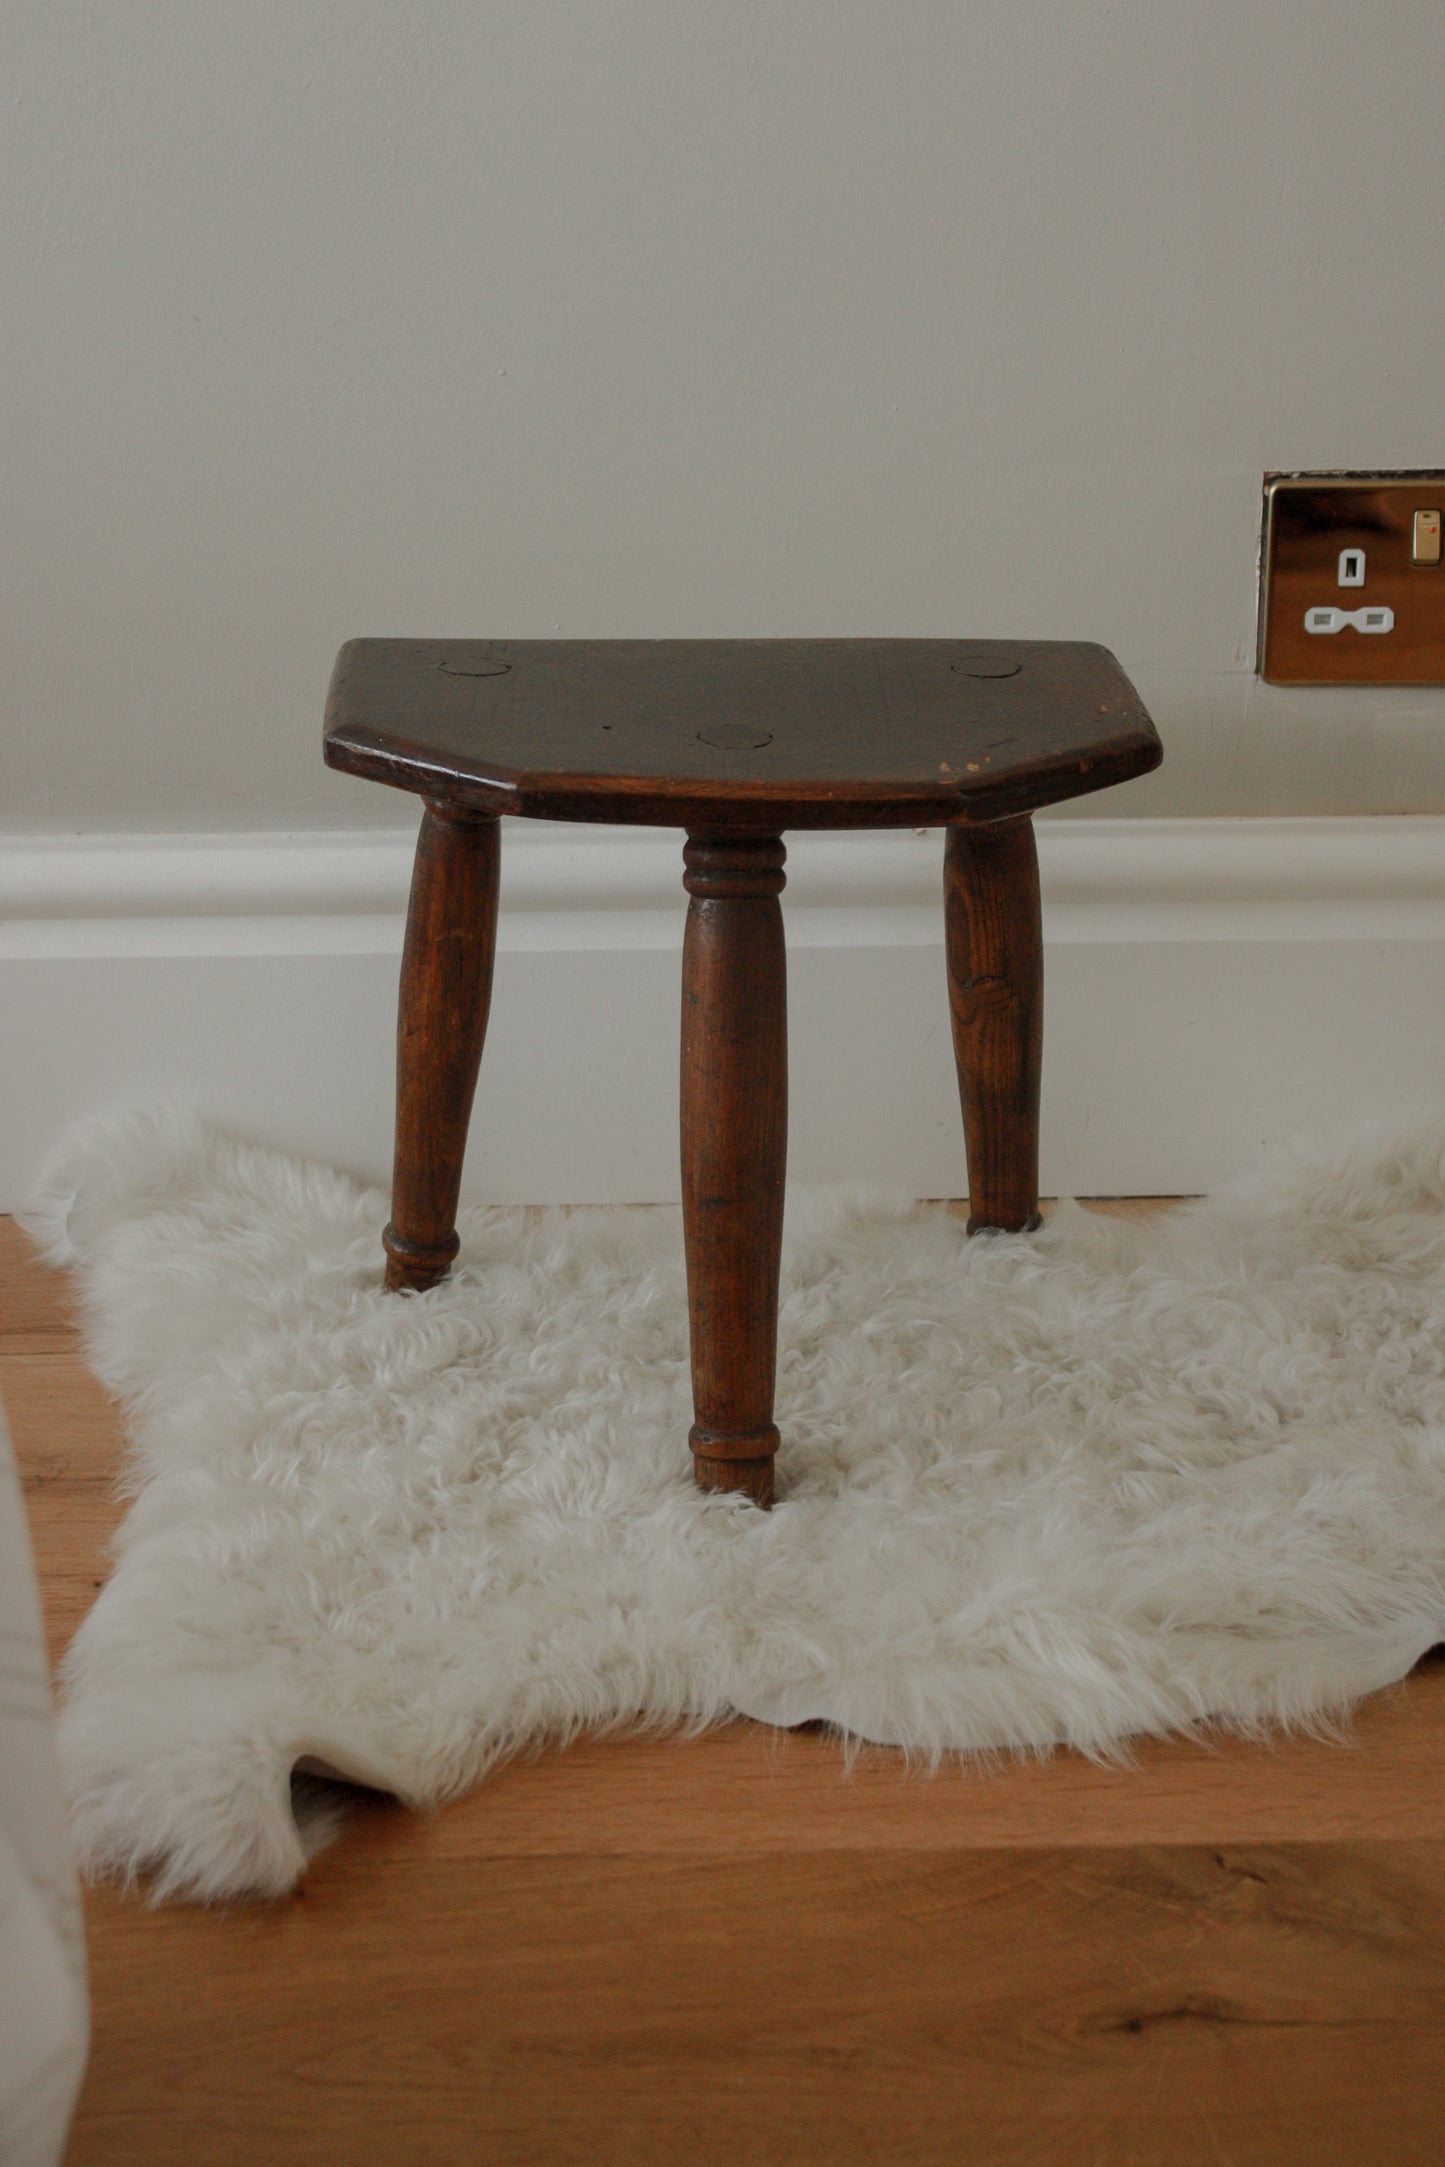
[{"x1": 3, "y1": 818, "x2": 1444, "y2": 1210}]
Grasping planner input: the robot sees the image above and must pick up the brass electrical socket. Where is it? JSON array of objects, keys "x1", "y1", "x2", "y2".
[{"x1": 1258, "y1": 472, "x2": 1445, "y2": 685}]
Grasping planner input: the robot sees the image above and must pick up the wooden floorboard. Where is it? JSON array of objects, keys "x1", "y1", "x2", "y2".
[{"x1": 3, "y1": 1213, "x2": 1443, "y2": 2165}]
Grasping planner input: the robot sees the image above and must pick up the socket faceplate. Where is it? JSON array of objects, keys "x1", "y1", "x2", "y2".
[{"x1": 1258, "y1": 473, "x2": 1445, "y2": 685}]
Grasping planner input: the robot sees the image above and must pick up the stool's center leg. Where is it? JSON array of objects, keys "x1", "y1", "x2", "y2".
[{"x1": 680, "y1": 833, "x2": 788, "y2": 1508}]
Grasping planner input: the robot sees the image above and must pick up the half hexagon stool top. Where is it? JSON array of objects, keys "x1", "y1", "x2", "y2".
[{"x1": 324, "y1": 637, "x2": 1159, "y2": 829}]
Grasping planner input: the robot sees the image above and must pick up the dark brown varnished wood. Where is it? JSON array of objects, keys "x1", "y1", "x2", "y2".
[
  {"x1": 383, "y1": 806, "x2": 500, "y2": 1292},
  {"x1": 944, "y1": 818, "x2": 1044, "y2": 1234},
  {"x1": 325, "y1": 638, "x2": 1161, "y2": 831},
  {"x1": 332, "y1": 638, "x2": 1160, "y2": 1493},
  {"x1": 680, "y1": 835, "x2": 788, "y2": 1507}
]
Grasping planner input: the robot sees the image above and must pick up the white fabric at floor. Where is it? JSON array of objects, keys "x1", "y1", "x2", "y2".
[{"x1": 23, "y1": 1105, "x2": 1445, "y2": 1904}]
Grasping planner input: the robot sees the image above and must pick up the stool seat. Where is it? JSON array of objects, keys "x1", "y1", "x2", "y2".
[
  {"x1": 324, "y1": 637, "x2": 1159, "y2": 828},
  {"x1": 324, "y1": 634, "x2": 1160, "y2": 1508}
]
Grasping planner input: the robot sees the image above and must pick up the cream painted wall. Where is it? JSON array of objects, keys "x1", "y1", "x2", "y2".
[{"x1": 5, "y1": 0, "x2": 1443, "y2": 832}]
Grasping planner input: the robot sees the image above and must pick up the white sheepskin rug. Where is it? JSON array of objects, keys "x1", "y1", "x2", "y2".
[{"x1": 23, "y1": 1107, "x2": 1445, "y2": 1903}]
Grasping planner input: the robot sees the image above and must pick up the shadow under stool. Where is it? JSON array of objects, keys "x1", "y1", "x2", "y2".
[{"x1": 324, "y1": 637, "x2": 1161, "y2": 1508}]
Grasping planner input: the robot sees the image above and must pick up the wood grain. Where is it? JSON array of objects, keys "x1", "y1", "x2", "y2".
[
  {"x1": 944, "y1": 817, "x2": 1044, "y2": 1233},
  {"x1": 679, "y1": 833, "x2": 788, "y2": 1503},
  {"x1": 63, "y1": 1843, "x2": 1445, "y2": 2167},
  {"x1": 324, "y1": 637, "x2": 1162, "y2": 830},
  {"x1": 5, "y1": 1217, "x2": 1445, "y2": 2167},
  {"x1": 383, "y1": 805, "x2": 500, "y2": 1293}
]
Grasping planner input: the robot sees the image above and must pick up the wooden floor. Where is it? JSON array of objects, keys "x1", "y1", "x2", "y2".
[{"x1": 5, "y1": 1210, "x2": 1445, "y2": 2167}]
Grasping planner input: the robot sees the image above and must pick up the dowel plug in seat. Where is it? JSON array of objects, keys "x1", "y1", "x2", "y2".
[{"x1": 325, "y1": 638, "x2": 1161, "y2": 1505}]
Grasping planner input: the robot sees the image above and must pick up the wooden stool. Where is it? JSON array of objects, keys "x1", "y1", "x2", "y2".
[{"x1": 325, "y1": 639, "x2": 1160, "y2": 1507}]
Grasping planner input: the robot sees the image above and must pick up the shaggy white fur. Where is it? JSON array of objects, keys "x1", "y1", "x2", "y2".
[{"x1": 22, "y1": 1107, "x2": 1445, "y2": 1903}]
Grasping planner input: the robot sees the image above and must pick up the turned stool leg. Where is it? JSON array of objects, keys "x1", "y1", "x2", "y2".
[
  {"x1": 383, "y1": 805, "x2": 501, "y2": 1291},
  {"x1": 680, "y1": 833, "x2": 788, "y2": 1507},
  {"x1": 944, "y1": 817, "x2": 1043, "y2": 1235}
]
